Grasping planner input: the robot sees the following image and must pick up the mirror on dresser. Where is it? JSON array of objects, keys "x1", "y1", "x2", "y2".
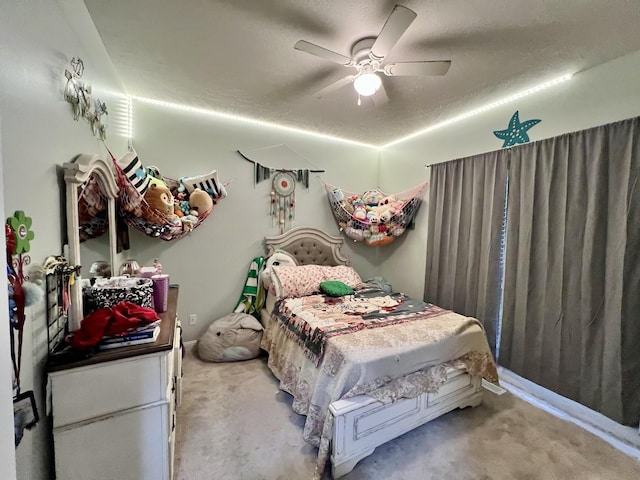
[{"x1": 63, "y1": 153, "x2": 119, "y2": 331}]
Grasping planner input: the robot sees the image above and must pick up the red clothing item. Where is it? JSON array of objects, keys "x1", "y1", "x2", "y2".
[{"x1": 68, "y1": 301, "x2": 160, "y2": 349}]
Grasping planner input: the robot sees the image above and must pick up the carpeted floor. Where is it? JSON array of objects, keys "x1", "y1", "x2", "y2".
[{"x1": 175, "y1": 347, "x2": 640, "y2": 480}]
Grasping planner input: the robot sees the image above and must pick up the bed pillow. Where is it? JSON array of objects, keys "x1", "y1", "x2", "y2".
[
  {"x1": 271, "y1": 264, "x2": 325, "y2": 299},
  {"x1": 320, "y1": 280, "x2": 354, "y2": 297},
  {"x1": 325, "y1": 265, "x2": 363, "y2": 288},
  {"x1": 271, "y1": 265, "x2": 362, "y2": 299}
]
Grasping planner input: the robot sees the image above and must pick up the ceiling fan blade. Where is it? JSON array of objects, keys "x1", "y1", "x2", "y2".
[
  {"x1": 313, "y1": 75, "x2": 355, "y2": 98},
  {"x1": 294, "y1": 40, "x2": 352, "y2": 65},
  {"x1": 370, "y1": 5, "x2": 417, "y2": 61},
  {"x1": 383, "y1": 60, "x2": 451, "y2": 76},
  {"x1": 373, "y1": 82, "x2": 389, "y2": 106}
]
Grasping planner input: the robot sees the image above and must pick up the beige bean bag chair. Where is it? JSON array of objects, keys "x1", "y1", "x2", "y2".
[{"x1": 197, "y1": 312, "x2": 264, "y2": 362}]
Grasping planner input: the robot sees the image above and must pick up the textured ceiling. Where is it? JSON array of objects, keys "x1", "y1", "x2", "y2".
[{"x1": 84, "y1": 0, "x2": 640, "y2": 146}]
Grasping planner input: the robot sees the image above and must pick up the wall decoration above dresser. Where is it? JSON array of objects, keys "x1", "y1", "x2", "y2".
[{"x1": 63, "y1": 57, "x2": 108, "y2": 140}]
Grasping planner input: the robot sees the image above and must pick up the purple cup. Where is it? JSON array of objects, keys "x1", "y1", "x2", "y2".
[{"x1": 151, "y1": 274, "x2": 170, "y2": 313}]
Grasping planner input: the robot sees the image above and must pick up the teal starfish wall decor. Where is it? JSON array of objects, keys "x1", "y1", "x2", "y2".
[{"x1": 493, "y1": 111, "x2": 541, "y2": 147}]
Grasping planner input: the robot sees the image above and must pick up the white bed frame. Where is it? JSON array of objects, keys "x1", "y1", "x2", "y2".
[{"x1": 264, "y1": 227, "x2": 484, "y2": 478}]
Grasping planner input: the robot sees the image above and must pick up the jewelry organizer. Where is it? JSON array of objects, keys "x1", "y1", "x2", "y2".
[{"x1": 45, "y1": 263, "x2": 80, "y2": 357}]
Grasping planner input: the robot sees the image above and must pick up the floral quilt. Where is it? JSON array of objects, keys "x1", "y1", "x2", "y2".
[
  {"x1": 273, "y1": 291, "x2": 451, "y2": 366},
  {"x1": 260, "y1": 287, "x2": 499, "y2": 478}
]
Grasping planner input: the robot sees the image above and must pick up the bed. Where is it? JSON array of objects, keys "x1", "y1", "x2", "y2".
[{"x1": 259, "y1": 227, "x2": 498, "y2": 479}]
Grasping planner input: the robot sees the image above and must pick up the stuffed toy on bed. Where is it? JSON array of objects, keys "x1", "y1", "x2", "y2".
[
  {"x1": 259, "y1": 249, "x2": 298, "y2": 292},
  {"x1": 197, "y1": 312, "x2": 264, "y2": 362}
]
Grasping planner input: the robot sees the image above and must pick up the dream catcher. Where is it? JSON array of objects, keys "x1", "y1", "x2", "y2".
[
  {"x1": 271, "y1": 171, "x2": 296, "y2": 233},
  {"x1": 237, "y1": 149, "x2": 325, "y2": 233}
]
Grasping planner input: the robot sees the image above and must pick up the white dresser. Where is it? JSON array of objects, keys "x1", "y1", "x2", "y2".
[{"x1": 48, "y1": 287, "x2": 182, "y2": 480}]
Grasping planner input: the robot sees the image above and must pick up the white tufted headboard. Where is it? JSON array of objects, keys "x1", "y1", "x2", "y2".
[{"x1": 264, "y1": 227, "x2": 350, "y2": 266}]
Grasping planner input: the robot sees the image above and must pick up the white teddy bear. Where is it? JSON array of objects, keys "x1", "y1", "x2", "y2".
[{"x1": 259, "y1": 249, "x2": 299, "y2": 291}]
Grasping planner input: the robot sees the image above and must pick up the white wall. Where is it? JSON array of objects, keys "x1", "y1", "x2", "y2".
[
  {"x1": 0, "y1": 1, "x2": 129, "y2": 478},
  {"x1": 0, "y1": 104, "x2": 18, "y2": 480},
  {"x1": 379, "y1": 49, "x2": 640, "y2": 299},
  {"x1": 129, "y1": 101, "x2": 378, "y2": 340},
  {"x1": 126, "y1": 100, "x2": 379, "y2": 341}
]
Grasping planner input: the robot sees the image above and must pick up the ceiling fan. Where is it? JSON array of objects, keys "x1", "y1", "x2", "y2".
[{"x1": 294, "y1": 4, "x2": 451, "y2": 105}]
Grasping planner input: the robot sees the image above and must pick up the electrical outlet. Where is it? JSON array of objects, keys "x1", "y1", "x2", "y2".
[{"x1": 189, "y1": 314, "x2": 197, "y2": 326}]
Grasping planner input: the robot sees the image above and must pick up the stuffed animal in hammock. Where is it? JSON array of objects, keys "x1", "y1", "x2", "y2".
[{"x1": 143, "y1": 183, "x2": 175, "y2": 217}]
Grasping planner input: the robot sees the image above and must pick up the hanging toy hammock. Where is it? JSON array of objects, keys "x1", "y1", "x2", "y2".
[
  {"x1": 108, "y1": 151, "x2": 228, "y2": 241},
  {"x1": 325, "y1": 181, "x2": 429, "y2": 246}
]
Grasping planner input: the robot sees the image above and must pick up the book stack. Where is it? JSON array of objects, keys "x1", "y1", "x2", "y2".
[{"x1": 97, "y1": 321, "x2": 161, "y2": 350}]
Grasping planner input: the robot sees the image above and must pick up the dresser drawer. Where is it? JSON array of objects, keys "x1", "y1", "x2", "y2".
[
  {"x1": 51, "y1": 352, "x2": 170, "y2": 428},
  {"x1": 165, "y1": 347, "x2": 175, "y2": 400},
  {"x1": 54, "y1": 402, "x2": 170, "y2": 480},
  {"x1": 174, "y1": 320, "x2": 183, "y2": 407},
  {"x1": 168, "y1": 388, "x2": 177, "y2": 480}
]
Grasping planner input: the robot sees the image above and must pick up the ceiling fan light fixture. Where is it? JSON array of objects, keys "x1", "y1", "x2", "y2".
[{"x1": 353, "y1": 72, "x2": 381, "y2": 96}]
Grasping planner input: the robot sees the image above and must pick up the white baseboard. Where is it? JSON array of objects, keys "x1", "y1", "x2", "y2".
[
  {"x1": 183, "y1": 339, "x2": 197, "y2": 349},
  {"x1": 498, "y1": 366, "x2": 640, "y2": 459}
]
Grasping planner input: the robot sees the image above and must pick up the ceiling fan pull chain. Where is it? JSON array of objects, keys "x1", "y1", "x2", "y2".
[{"x1": 357, "y1": 94, "x2": 362, "y2": 106}]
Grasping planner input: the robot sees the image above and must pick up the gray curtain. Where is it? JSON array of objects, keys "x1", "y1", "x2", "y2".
[
  {"x1": 499, "y1": 117, "x2": 640, "y2": 425},
  {"x1": 424, "y1": 152, "x2": 509, "y2": 354}
]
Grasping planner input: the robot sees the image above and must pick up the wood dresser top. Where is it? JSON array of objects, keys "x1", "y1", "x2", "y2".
[{"x1": 48, "y1": 286, "x2": 179, "y2": 372}]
